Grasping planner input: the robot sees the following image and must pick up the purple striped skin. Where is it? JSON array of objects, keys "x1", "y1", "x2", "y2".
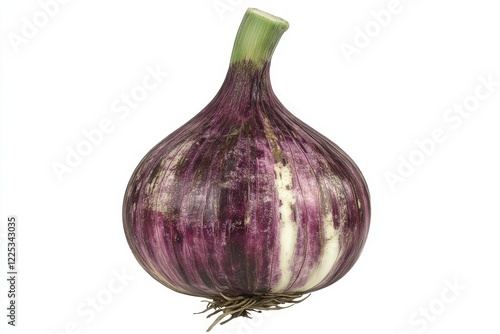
[{"x1": 122, "y1": 60, "x2": 371, "y2": 299}]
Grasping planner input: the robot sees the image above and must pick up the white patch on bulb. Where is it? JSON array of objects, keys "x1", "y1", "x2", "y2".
[
  {"x1": 298, "y1": 212, "x2": 341, "y2": 291},
  {"x1": 145, "y1": 139, "x2": 195, "y2": 213},
  {"x1": 244, "y1": 209, "x2": 251, "y2": 226},
  {"x1": 272, "y1": 162, "x2": 298, "y2": 292}
]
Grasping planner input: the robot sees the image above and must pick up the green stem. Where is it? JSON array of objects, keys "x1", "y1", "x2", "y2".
[{"x1": 230, "y1": 8, "x2": 289, "y2": 67}]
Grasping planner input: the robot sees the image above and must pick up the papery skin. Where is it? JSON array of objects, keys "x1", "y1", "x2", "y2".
[{"x1": 122, "y1": 61, "x2": 371, "y2": 298}]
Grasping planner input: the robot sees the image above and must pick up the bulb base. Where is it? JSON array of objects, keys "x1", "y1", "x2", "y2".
[{"x1": 197, "y1": 292, "x2": 309, "y2": 332}]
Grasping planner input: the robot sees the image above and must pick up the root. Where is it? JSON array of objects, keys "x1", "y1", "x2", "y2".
[{"x1": 196, "y1": 292, "x2": 310, "y2": 332}]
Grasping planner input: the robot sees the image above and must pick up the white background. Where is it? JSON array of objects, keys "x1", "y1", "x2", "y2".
[{"x1": 1, "y1": 0, "x2": 500, "y2": 333}]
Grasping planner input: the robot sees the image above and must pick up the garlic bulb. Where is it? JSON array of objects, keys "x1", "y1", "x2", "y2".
[{"x1": 123, "y1": 8, "x2": 370, "y2": 331}]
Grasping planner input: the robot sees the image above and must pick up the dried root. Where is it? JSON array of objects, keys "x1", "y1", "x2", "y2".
[{"x1": 196, "y1": 292, "x2": 310, "y2": 332}]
